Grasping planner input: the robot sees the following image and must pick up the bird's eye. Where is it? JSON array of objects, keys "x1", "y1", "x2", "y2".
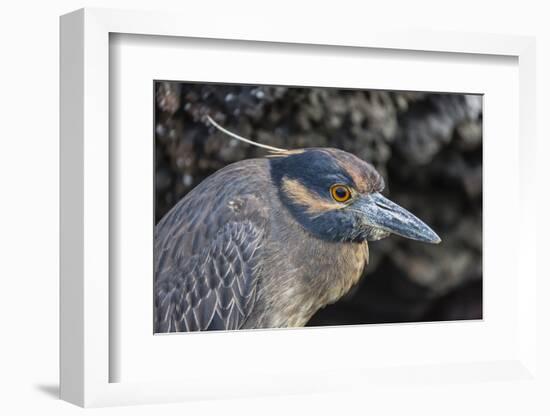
[{"x1": 330, "y1": 184, "x2": 352, "y2": 203}]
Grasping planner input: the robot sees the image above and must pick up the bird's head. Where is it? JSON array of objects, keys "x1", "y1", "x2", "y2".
[
  {"x1": 269, "y1": 148, "x2": 441, "y2": 244},
  {"x1": 205, "y1": 116, "x2": 440, "y2": 245}
]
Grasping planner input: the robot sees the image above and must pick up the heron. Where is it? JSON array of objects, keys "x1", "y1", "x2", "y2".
[{"x1": 154, "y1": 116, "x2": 441, "y2": 332}]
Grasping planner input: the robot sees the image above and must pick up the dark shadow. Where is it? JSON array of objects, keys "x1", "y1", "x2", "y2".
[{"x1": 35, "y1": 383, "x2": 59, "y2": 399}]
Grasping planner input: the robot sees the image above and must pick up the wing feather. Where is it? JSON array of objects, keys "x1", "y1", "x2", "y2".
[
  {"x1": 154, "y1": 160, "x2": 271, "y2": 333},
  {"x1": 155, "y1": 220, "x2": 265, "y2": 332}
]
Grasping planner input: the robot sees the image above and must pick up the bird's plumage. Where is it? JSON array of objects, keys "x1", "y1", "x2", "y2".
[
  {"x1": 154, "y1": 147, "x2": 440, "y2": 333},
  {"x1": 156, "y1": 220, "x2": 264, "y2": 331},
  {"x1": 155, "y1": 160, "x2": 271, "y2": 331}
]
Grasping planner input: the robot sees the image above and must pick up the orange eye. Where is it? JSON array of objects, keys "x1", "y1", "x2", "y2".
[{"x1": 330, "y1": 184, "x2": 352, "y2": 203}]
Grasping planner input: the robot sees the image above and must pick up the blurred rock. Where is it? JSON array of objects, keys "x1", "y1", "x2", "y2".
[{"x1": 156, "y1": 82, "x2": 181, "y2": 115}]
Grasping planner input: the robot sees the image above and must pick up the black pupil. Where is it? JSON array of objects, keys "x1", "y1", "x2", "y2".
[{"x1": 335, "y1": 187, "x2": 347, "y2": 199}]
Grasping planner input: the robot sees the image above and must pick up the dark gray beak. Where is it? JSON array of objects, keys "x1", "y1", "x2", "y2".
[{"x1": 355, "y1": 192, "x2": 441, "y2": 244}]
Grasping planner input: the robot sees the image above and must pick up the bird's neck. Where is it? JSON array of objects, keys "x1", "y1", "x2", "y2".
[{"x1": 257, "y1": 215, "x2": 369, "y2": 327}]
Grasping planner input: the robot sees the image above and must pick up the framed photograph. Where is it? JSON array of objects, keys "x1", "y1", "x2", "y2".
[{"x1": 60, "y1": 8, "x2": 537, "y2": 407}]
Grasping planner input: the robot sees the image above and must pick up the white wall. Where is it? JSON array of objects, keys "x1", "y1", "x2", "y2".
[{"x1": 1, "y1": 1, "x2": 548, "y2": 414}]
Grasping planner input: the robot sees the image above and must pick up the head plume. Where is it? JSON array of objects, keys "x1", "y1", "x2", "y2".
[{"x1": 206, "y1": 115, "x2": 294, "y2": 155}]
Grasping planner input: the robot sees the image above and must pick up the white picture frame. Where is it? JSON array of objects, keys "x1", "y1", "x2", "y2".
[{"x1": 60, "y1": 7, "x2": 538, "y2": 407}]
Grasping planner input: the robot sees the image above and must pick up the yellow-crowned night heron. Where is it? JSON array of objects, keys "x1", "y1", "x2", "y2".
[{"x1": 154, "y1": 117, "x2": 440, "y2": 332}]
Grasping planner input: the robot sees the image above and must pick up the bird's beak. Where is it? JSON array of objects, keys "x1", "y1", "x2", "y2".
[{"x1": 354, "y1": 192, "x2": 441, "y2": 244}]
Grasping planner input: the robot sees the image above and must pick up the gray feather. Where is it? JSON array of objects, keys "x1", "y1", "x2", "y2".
[{"x1": 154, "y1": 160, "x2": 270, "y2": 332}]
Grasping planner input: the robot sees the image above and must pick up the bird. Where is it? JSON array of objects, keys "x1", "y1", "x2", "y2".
[{"x1": 154, "y1": 116, "x2": 441, "y2": 333}]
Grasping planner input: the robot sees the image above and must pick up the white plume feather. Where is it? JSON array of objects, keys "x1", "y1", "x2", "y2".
[{"x1": 206, "y1": 115, "x2": 288, "y2": 154}]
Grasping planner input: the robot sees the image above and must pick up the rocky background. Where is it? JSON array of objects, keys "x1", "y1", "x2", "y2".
[{"x1": 155, "y1": 82, "x2": 483, "y2": 325}]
